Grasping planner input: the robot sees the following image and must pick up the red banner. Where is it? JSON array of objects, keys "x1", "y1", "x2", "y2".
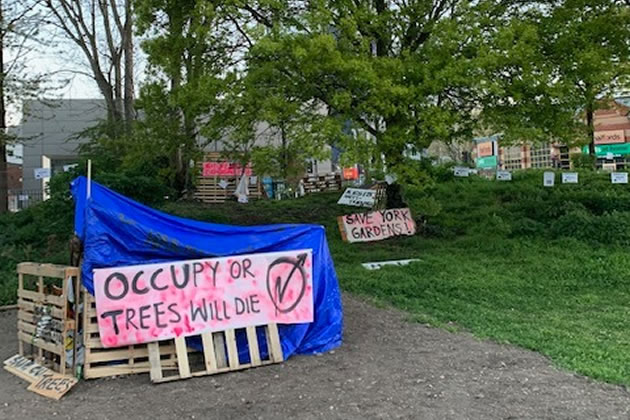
[{"x1": 202, "y1": 162, "x2": 252, "y2": 177}]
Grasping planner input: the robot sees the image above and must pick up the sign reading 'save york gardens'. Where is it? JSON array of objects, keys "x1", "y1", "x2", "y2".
[
  {"x1": 338, "y1": 208, "x2": 416, "y2": 243},
  {"x1": 93, "y1": 250, "x2": 314, "y2": 347}
]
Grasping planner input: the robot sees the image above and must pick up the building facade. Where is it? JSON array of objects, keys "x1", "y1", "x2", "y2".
[{"x1": 17, "y1": 99, "x2": 106, "y2": 199}]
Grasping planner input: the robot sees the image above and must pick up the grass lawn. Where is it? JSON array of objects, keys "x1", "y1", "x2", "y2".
[{"x1": 1, "y1": 169, "x2": 629, "y2": 386}]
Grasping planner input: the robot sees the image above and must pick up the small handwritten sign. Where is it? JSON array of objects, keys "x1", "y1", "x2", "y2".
[
  {"x1": 3, "y1": 355, "x2": 55, "y2": 383},
  {"x1": 362, "y1": 259, "x2": 420, "y2": 270},
  {"x1": 27, "y1": 374, "x2": 78, "y2": 400},
  {"x1": 496, "y1": 171, "x2": 512, "y2": 181},
  {"x1": 454, "y1": 167, "x2": 470, "y2": 177},
  {"x1": 611, "y1": 172, "x2": 628, "y2": 184},
  {"x1": 338, "y1": 208, "x2": 416, "y2": 243},
  {"x1": 543, "y1": 172, "x2": 555, "y2": 187},
  {"x1": 94, "y1": 250, "x2": 314, "y2": 347},
  {"x1": 562, "y1": 172, "x2": 578, "y2": 184},
  {"x1": 337, "y1": 188, "x2": 376, "y2": 208}
]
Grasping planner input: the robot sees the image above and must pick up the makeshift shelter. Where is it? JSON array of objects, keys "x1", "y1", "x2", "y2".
[{"x1": 70, "y1": 177, "x2": 343, "y2": 360}]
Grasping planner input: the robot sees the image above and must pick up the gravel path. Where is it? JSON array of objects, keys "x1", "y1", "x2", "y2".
[{"x1": 0, "y1": 294, "x2": 628, "y2": 419}]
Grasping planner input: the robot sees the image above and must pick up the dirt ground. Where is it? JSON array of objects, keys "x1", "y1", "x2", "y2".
[{"x1": 0, "y1": 294, "x2": 628, "y2": 420}]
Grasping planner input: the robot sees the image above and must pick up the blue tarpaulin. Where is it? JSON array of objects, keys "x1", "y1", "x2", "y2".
[{"x1": 70, "y1": 176, "x2": 343, "y2": 359}]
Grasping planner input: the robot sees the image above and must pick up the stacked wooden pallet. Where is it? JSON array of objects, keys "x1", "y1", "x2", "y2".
[
  {"x1": 82, "y1": 292, "x2": 178, "y2": 379},
  {"x1": 16, "y1": 263, "x2": 80, "y2": 376},
  {"x1": 194, "y1": 153, "x2": 263, "y2": 203},
  {"x1": 302, "y1": 173, "x2": 342, "y2": 194},
  {"x1": 148, "y1": 324, "x2": 283, "y2": 383}
]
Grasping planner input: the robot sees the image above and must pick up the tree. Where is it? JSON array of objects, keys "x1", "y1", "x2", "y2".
[
  {"x1": 544, "y1": 0, "x2": 630, "y2": 153},
  {"x1": 43, "y1": 0, "x2": 136, "y2": 127},
  {"x1": 133, "y1": 0, "x2": 242, "y2": 193},
  {"x1": 238, "y1": 0, "x2": 499, "y2": 174},
  {"x1": 0, "y1": 0, "x2": 53, "y2": 213},
  {"x1": 479, "y1": 0, "x2": 630, "y2": 150}
]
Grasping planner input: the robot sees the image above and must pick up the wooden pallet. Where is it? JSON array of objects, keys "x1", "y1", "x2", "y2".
[
  {"x1": 82, "y1": 291, "x2": 178, "y2": 379},
  {"x1": 194, "y1": 153, "x2": 263, "y2": 203},
  {"x1": 303, "y1": 173, "x2": 342, "y2": 194},
  {"x1": 16, "y1": 263, "x2": 80, "y2": 376},
  {"x1": 148, "y1": 324, "x2": 283, "y2": 383}
]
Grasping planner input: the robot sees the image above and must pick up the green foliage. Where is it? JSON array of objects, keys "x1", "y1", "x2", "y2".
[{"x1": 572, "y1": 153, "x2": 596, "y2": 170}]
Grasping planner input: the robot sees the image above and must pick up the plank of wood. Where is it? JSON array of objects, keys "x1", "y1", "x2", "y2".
[
  {"x1": 4, "y1": 354, "x2": 55, "y2": 383},
  {"x1": 148, "y1": 342, "x2": 163, "y2": 382},
  {"x1": 17, "y1": 263, "x2": 67, "y2": 279},
  {"x1": 337, "y1": 216, "x2": 348, "y2": 242},
  {"x1": 17, "y1": 332, "x2": 63, "y2": 355},
  {"x1": 17, "y1": 289, "x2": 64, "y2": 307},
  {"x1": 266, "y1": 324, "x2": 284, "y2": 363},
  {"x1": 201, "y1": 332, "x2": 217, "y2": 373},
  {"x1": 225, "y1": 329, "x2": 239, "y2": 369},
  {"x1": 27, "y1": 374, "x2": 78, "y2": 400},
  {"x1": 246, "y1": 326, "x2": 261, "y2": 366},
  {"x1": 174, "y1": 337, "x2": 191, "y2": 379},
  {"x1": 213, "y1": 332, "x2": 227, "y2": 369},
  {"x1": 17, "y1": 300, "x2": 64, "y2": 319}
]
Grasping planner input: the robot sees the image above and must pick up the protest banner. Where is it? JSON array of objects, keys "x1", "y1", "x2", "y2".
[
  {"x1": 562, "y1": 172, "x2": 578, "y2": 184},
  {"x1": 202, "y1": 162, "x2": 252, "y2": 177},
  {"x1": 611, "y1": 172, "x2": 628, "y2": 184},
  {"x1": 337, "y1": 188, "x2": 376, "y2": 208},
  {"x1": 454, "y1": 167, "x2": 470, "y2": 177},
  {"x1": 543, "y1": 172, "x2": 555, "y2": 187},
  {"x1": 4, "y1": 354, "x2": 55, "y2": 383},
  {"x1": 93, "y1": 250, "x2": 314, "y2": 348},
  {"x1": 496, "y1": 171, "x2": 512, "y2": 181},
  {"x1": 27, "y1": 374, "x2": 78, "y2": 400},
  {"x1": 338, "y1": 208, "x2": 416, "y2": 243}
]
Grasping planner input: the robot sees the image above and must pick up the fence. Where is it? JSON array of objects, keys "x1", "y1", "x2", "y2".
[{"x1": 8, "y1": 189, "x2": 44, "y2": 212}]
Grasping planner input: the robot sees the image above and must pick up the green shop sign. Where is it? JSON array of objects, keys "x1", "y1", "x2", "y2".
[
  {"x1": 476, "y1": 155, "x2": 497, "y2": 168},
  {"x1": 582, "y1": 143, "x2": 630, "y2": 157}
]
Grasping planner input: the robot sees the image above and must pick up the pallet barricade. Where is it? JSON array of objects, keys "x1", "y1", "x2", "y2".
[
  {"x1": 194, "y1": 152, "x2": 263, "y2": 203},
  {"x1": 16, "y1": 263, "x2": 80, "y2": 376},
  {"x1": 303, "y1": 173, "x2": 342, "y2": 194},
  {"x1": 15, "y1": 264, "x2": 287, "y2": 383},
  {"x1": 82, "y1": 291, "x2": 178, "y2": 379},
  {"x1": 148, "y1": 324, "x2": 284, "y2": 383}
]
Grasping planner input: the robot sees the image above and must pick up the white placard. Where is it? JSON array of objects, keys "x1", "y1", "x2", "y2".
[
  {"x1": 34, "y1": 168, "x2": 51, "y2": 179},
  {"x1": 562, "y1": 172, "x2": 578, "y2": 184},
  {"x1": 543, "y1": 171, "x2": 555, "y2": 187},
  {"x1": 337, "y1": 188, "x2": 376, "y2": 208},
  {"x1": 611, "y1": 172, "x2": 628, "y2": 184},
  {"x1": 496, "y1": 171, "x2": 512, "y2": 181},
  {"x1": 362, "y1": 259, "x2": 420, "y2": 270},
  {"x1": 453, "y1": 167, "x2": 470, "y2": 177}
]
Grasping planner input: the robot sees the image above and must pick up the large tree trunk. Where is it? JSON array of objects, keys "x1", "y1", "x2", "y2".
[{"x1": 123, "y1": 0, "x2": 134, "y2": 125}]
